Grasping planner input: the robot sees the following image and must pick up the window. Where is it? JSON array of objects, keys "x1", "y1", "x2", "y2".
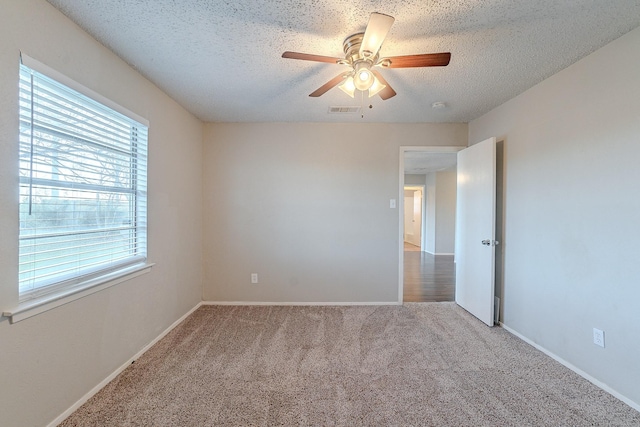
[{"x1": 18, "y1": 59, "x2": 148, "y2": 302}]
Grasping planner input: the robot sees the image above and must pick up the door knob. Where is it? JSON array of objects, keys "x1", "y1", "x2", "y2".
[{"x1": 482, "y1": 239, "x2": 499, "y2": 246}]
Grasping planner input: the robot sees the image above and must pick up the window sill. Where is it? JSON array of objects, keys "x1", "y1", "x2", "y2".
[{"x1": 3, "y1": 262, "x2": 155, "y2": 324}]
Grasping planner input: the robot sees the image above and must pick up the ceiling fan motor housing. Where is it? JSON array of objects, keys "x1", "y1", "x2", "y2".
[{"x1": 343, "y1": 33, "x2": 380, "y2": 64}]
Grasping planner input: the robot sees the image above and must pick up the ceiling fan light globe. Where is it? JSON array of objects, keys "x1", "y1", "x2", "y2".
[
  {"x1": 368, "y1": 76, "x2": 386, "y2": 97},
  {"x1": 354, "y1": 70, "x2": 374, "y2": 91},
  {"x1": 353, "y1": 61, "x2": 375, "y2": 91},
  {"x1": 338, "y1": 76, "x2": 356, "y2": 98}
]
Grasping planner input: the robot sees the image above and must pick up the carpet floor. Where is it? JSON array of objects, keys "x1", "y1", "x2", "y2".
[{"x1": 61, "y1": 303, "x2": 640, "y2": 426}]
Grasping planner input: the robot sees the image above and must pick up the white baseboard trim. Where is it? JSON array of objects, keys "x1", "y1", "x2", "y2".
[
  {"x1": 202, "y1": 301, "x2": 400, "y2": 306},
  {"x1": 422, "y1": 251, "x2": 454, "y2": 256},
  {"x1": 500, "y1": 322, "x2": 640, "y2": 412},
  {"x1": 48, "y1": 302, "x2": 203, "y2": 427}
]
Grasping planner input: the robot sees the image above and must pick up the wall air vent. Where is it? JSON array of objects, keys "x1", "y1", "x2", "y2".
[{"x1": 328, "y1": 106, "x2": 361, "y2": 114}]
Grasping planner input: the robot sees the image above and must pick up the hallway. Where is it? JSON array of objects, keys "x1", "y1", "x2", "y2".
[{"x1": 403, "y1": 243, "x2": 455, "y2": 302}]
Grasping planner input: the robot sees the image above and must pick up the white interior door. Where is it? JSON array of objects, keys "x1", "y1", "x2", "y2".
[
  {"x1": 404, "y1": 194, "x2": 413, "y2": 242},
  {"x1": 455, "y1": 137, "x2": 497, "y2": 326}
]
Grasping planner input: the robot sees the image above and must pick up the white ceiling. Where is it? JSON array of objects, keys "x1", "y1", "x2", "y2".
[
  {"x1": 404, "y1": 152, "x2": 457, "y2": 175},
  {"x1": 47, "y1": 0, "x2": 640, "y2": 123}
]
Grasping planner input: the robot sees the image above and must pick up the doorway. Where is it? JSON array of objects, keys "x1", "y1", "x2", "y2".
[
  {"x1": 403, "y1": 185, "x2": 424, "y2": 251},
  {"x1": 398, "y1": 146, "x2": 465, "y2": 303}
]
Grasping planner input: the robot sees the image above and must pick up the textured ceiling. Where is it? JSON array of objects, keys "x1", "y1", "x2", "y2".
[{"x1": 47, "y1": 0, "x2": 640, "y2": 123}]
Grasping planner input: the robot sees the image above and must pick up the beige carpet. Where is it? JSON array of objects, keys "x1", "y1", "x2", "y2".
[{"x1": 61, "y1": 303, "x2": 640, "y2": 426}]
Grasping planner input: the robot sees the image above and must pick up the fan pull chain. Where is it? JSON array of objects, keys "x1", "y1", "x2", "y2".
[{"x1": 361, "y1": 90, "x2": 365, "y2": 119}]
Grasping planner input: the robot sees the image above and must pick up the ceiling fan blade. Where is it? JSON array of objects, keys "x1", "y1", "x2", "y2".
[
  {"x1": 360, "y1": 12, "x2": 395, "y2": 57},
  {"x1": 309, "y1": 73, "x2": 348, "y2": 97},
  {"x1": 384, "y1": 52, "x2": 451, "y2": 68},
  {"x1": 282, "y1": 51, "x2": 342, "y2": 64},
  {"x1": 371, "y1": 70, "x2": 396, "y2": 100}
]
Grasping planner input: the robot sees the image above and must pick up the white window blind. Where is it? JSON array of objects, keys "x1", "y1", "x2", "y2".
[{"x1": 18, "y1": 62, "x2": 148, "y2": 302}]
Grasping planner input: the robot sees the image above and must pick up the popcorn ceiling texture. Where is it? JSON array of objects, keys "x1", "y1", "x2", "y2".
[
  {"x1": 47, "y1": 0, "x2": 640, "y2": 123},
  {"x1": 60, "y1": 304, "x2": 640, "y2": 426}
]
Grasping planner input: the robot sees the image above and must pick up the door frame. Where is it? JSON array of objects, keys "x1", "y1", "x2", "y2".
[{"x1": 398, "y1": 146, "x2": 466, "y2": 303}]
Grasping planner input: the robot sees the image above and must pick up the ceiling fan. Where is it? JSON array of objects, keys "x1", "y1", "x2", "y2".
[{"x1": 282, "y1": 12, "x2": 451, "y2": 100}]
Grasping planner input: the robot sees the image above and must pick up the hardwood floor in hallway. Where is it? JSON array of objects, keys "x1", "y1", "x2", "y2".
[{"x1": 403, "y1": 243, "x2": 455, "y2": 302}]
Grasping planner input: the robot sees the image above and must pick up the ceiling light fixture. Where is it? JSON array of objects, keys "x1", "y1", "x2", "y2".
[
  {"x1": 338, "y1": 71, "x2": 387, "y2": 98},
  {"x1": 368, "y1": 76, "x2": 387, "y2": 97},
  {"x1": 282, "y1": 12, "x2": 452, "y2": 101},
  {"x1": 353, "y1": 62, "x2": 374, "y2": 91},
  {"x1": 338, "y1": 76, "x2": 356, "y2": 98}
]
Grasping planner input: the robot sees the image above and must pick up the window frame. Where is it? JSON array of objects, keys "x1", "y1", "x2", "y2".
[{"x1": 5, "y1": 54, "x2": 153, "y2": 322}]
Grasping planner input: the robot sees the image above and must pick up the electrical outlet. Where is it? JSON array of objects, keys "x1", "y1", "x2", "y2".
[
  {"x1": 251, "y1": 273, "x2": 258, "y2": 284},
  {"x1": 593, "y1": 328, "x2": 605, "y2": 348}
]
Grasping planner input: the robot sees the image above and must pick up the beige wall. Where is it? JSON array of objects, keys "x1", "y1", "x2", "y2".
[
  {"x1": 434, "y1": 169, "x2": 456, "y2": 254},
  {"x1": 423, "y1": 170, "x2": 456, "y2": 254},
  {"x1": 0, "y1": 2, "x2": 204, "y2": 426},
  {"x1": 470, "y1": 26, "x2": 640, "y2": 407},
  {"x1": 404, "y1": 174, "x2": 427, "y2": 186},
  {"x1": 203, "y1": 122, "x2": 467, "y2": 302},
  {"x1": 425, "y1": 173, "x2": 437, "y2": 253}
]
